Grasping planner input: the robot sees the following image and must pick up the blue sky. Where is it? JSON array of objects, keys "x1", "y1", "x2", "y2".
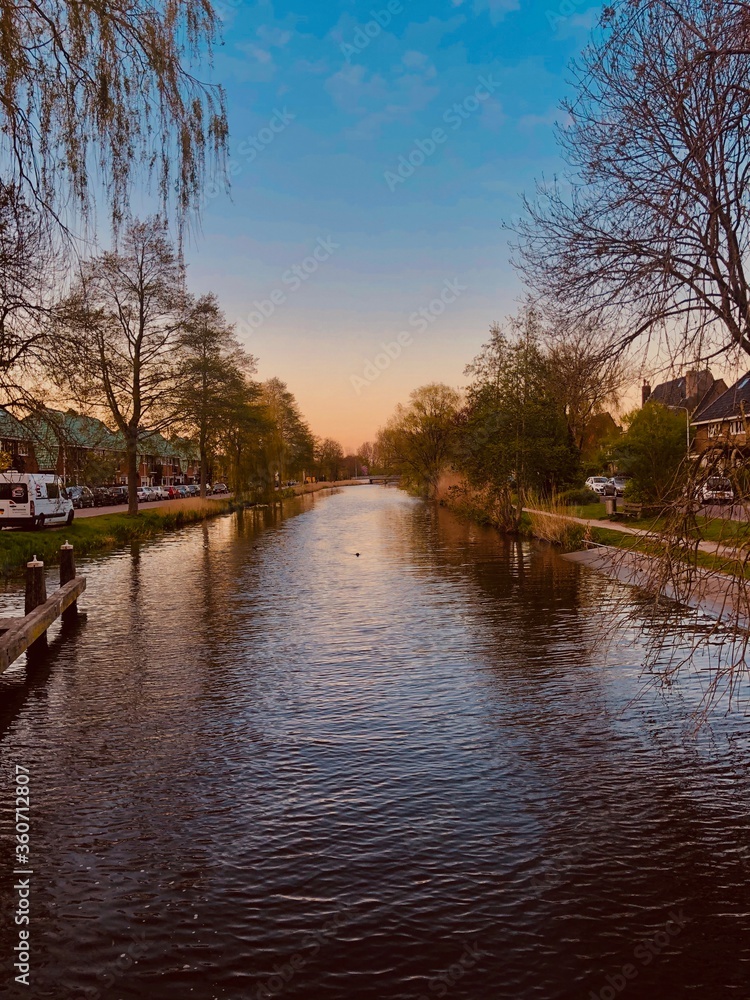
[{"x1": 185, "y1": 0, "x2": 600, "y2": 449}]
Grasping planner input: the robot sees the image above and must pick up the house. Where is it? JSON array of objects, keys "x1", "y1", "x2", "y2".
[
  {"x1": 20, "y1": 409, "x2": 202, "y2": 486},
  {"x1": 0, "y1": 409, "x2": 34, "y2": 471},
  {"x1": 22, "y1": 409, "x2": 123, "y2": 480},
  {"x1": 135, "y1": 432, "x2": 200, "y2": 486},
  {"x1": 642, "y1": 369, "x2": 727, "y2": 414},
  {"x1": 691, "y1": 371, "x2": 750, "y2": 465}
]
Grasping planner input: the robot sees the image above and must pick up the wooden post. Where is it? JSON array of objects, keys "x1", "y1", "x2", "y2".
[
  {"x1": 25, "y1": 555, "x2": 47, "y2": 654},
  {"x1": 60, "y1": 541, "x2": 77, "y2": 621}
]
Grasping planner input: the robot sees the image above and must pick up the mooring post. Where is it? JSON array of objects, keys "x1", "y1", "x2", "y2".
[
  {"x1": 25, "y1": 555, "x2": 48, "y2": 654},
  {"x1": 60, "y1": 541, "x2": 77, "y2": 621}
]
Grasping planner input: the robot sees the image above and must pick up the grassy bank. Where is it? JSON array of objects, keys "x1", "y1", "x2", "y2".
[{"x1": 0, "y1": 500, "x2": 233, "y2": 578}]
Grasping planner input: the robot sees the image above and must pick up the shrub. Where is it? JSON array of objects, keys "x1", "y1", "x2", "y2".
[{"x1": 558, "y1": 488, "x2": 601, "y2": 506}]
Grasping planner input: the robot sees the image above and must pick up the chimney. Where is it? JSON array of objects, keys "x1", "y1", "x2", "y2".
[
  {"x1": 685, "y1": 370, "x2": 698, "y2": 403},
  {"x1": 641, "y1": 382, "x2": 651, "y2": 406}
]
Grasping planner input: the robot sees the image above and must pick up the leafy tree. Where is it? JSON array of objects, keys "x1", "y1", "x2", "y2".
[
  {"x1": 611, "y1": 402, "x2": 688, "y2": 503},
  {"x1": 457, "y1": 306, "x2": 578, "y2": 525},
  {"x1": 216, "y1": 380, "x2": 269, "y2": 496},
  {"x1": 78, "y1": 452, "x2": 120, "y2": 487},
  {"x1": 377, "y1": 383, "x2": 461, "y2": 497},
  {"x1": 0, "y1": 0, "x2": 227, "y2": 232},
  {"x1": 315, "y1": 438, "x2": 345, "y2": 481},
  {"x1": 261, "y1": 378, "x2": 315, "y2": 483},
  {"x1": 51, "y1": 217, "x2": 188, "y2": 514},
  {"x1": 177, "y1": 294, "x2": 257, "y2": 497}
]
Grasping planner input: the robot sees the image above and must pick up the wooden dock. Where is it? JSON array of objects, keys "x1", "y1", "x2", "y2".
[{"x1": 0, "y1": 544, "x2": 86, "y2": 674}]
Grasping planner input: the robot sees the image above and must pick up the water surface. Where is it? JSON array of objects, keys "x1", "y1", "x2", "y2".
[{"x1": 0, "y1": 485, "x2": 748, "y2": 999}]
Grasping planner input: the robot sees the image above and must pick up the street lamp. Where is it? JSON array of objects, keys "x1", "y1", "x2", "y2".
[{"x1": 672, "y1": 405, "x2": 692, "y2": 455}]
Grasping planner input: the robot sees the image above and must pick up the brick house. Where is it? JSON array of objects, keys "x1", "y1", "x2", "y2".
[
  {"x1": 0, "y1": 409, "x2": 34, "y2": 471},
  {"x1": 690, "y1": 371, "x2": 750, "y2": 466},
  {"x1": 19, "y1": 409, "x2": 201, "y2": 486}
]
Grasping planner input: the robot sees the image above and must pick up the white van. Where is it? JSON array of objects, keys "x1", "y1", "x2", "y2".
[{"x1": 0, "y1": 471, "x2": 74, "y2": 529}]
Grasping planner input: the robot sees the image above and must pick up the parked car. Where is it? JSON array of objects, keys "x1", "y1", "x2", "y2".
[
  {"x1": 108, "y1": 486, "x2": 129, "y2": 504},
  {"x1": 68, "y1": 485, "x2": 96, "y2": 509},
  {"x1": 603, "y1": 476, "x2": 628, "y2": 497},
  {"x1": 149, "y1": 485, "x2": 168, "y2": 500},
  {"x1": 186, "y1": 484, "x2": 200, "y2": 496},
  {"x1": 212, "y1": 482, "x2": 229, "y2": 494},
  {"x1": 136, "y1": 487, "x2": 151, "y2": 503},
  {"x1": 92, "y1": 487, "x2": 112, "y2": 506},
  {"x1": 585, "y1": 476, "x2": 610, "y2": 496},
  {"x1": 697, "y1": 477, "x2": 734, "y2": 505}
]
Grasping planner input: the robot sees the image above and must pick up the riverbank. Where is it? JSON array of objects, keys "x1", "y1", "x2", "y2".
[{"x1": 0, "y1": 498, "x2": 233, "y2": 577}]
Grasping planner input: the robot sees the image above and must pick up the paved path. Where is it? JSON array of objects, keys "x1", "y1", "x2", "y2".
[{"x1": 524, "y1": 508, "x2": 748, "y2": 561}]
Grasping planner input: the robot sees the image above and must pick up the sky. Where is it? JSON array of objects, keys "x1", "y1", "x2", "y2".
[{"x1": 184, "y1": 0, "x2": 601, "y2": 451}]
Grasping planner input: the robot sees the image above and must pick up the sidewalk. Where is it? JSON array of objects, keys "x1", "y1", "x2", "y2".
[{"x1": 523, "y1": 508, "x2": 748, "y2": 562}]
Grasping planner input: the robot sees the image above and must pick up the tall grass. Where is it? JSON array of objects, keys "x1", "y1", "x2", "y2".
[{"x1": 524, "y1": 492, "x2": 588, "y2": 550}]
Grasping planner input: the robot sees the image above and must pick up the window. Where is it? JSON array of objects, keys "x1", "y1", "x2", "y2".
[
  {"x1": 730, "y1": 420, "x2": 745, "y2": 436},
  {"x1": 46, "y1": 483, "x2": 59, "y2": 499},
  {"x1": 708, "y1": 422, "x2": 721, "y2": 438},
  {"x1": 0, "y1": 484, "x2": 27, "y2": 502}
]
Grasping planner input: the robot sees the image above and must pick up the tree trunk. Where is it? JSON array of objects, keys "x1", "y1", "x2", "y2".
[
  {"x1": 200, "y1": 444, "x2": 207, "y2": 499},
  {"x1": 127, "y1": 436, "x2": 139, "y2": 516}
]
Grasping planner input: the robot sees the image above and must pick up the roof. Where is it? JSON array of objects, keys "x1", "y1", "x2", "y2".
[
  {"x1": 0, "y1": 408, "x2": 30, "y2": 441},
  {"x1": 648, "y1": 370, "x2": 717, "y2": 411},
  {"x1": 692, "y1": 371, "x2": 750, "y2": 423}
]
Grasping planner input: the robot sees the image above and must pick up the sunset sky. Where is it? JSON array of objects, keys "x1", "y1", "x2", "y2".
[{"x1": 185, "y1": 0, "x2": 600, "y2": 451}]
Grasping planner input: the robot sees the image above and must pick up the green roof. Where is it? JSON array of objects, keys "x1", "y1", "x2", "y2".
[{"x1": 0, "y1": 409, "x2": 29, "y2": 441}]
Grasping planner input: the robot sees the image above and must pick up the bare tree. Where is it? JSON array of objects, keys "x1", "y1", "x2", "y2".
[
  {"x1": 0, "y1": 0, "x2": 227, "y2": 234},
  {"x1": 543, "y1": 311, "x2": 629, "y2": 454},
  {"x1": 0, "y1": 183, "x2": 60, "y2": 409},
  {"x1": 512, "y1": 0, "x2": 750, "y2": 365},
  {"x1": 51, "y1": 218, "x2": 188, "y2": 514}
]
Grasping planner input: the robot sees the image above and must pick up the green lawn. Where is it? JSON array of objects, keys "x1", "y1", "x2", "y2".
[{"x1": 0, "y1": 501, "x2": 233, "y2": 578}]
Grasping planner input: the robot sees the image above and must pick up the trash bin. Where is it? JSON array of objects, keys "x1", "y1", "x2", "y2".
[{"x1": 605, "y1": 497, "x2": 617, "y2": 515}]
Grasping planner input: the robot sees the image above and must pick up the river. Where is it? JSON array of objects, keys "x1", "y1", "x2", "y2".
[{"x1": 0, "y1": 485, "x2": 749, "y2": 999}]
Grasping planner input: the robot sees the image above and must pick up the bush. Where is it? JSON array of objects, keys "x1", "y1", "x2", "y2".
[{"x1": 558, "y1": 488, "x2": 601, "y2": 506}]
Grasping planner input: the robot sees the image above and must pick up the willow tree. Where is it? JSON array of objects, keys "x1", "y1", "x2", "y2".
[{"x1": 0, "y1": 0, "x2": 227, "y2": 232}]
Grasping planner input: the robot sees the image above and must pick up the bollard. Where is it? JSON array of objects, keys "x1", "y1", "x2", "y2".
[
  {"x1": 25, "y1": 555, "x2": 48, "y2": 654},
  {"x1": 60, "y1": 541, "x2": 77, "y2": 621}
]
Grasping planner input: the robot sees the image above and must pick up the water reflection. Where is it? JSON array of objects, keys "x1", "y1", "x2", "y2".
[{"x1": 0, "y1": 486, "x2": 748, "y2": 999}]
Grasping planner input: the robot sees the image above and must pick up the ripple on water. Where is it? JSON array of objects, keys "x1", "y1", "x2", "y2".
[{"x1": 0, "y1": 487, "x2": 749, "y2": 999}]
